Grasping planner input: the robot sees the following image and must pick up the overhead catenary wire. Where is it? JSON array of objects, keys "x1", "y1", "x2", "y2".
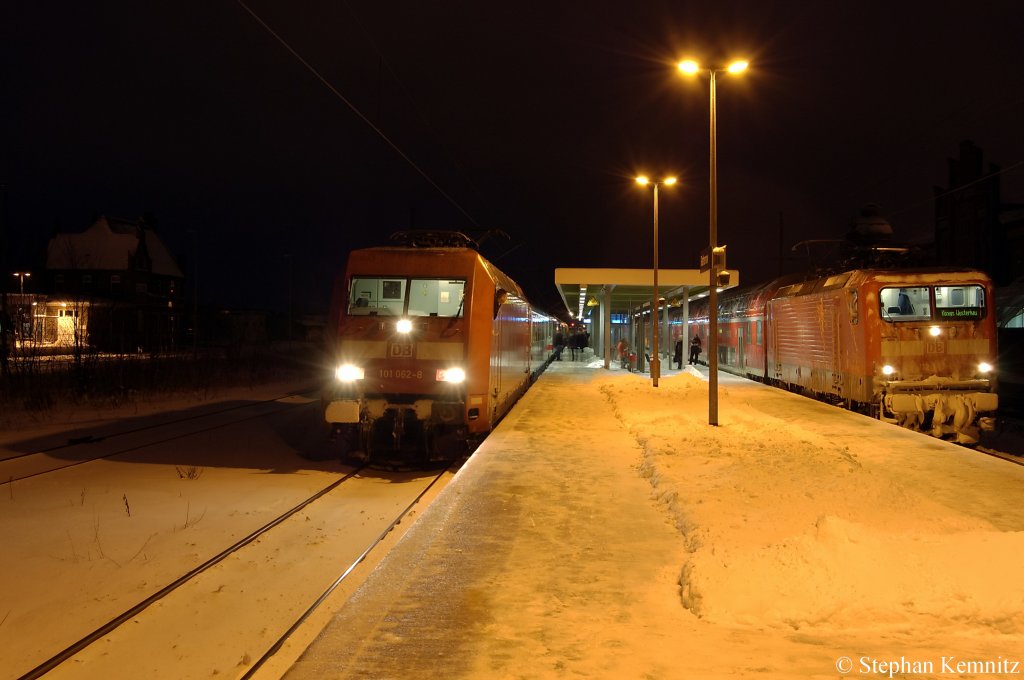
[
  {"x1": 337, "y1": 1, "x2": 491, "y2": 211},
  {"x1": 234, "y1": 0, "x2": 482, "y2": 231}
]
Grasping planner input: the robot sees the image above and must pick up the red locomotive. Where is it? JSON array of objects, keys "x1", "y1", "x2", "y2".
[
  {"x1": 322, "y1": 231, "x2": 560, "y2": 464},
  {"x1": 683, "y1": 268, "x2": 998, "y2": 443}
]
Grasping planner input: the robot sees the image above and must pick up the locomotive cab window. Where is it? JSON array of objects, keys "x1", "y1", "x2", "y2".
[
  {"x1": 879, "y1": 286, "x2": 930, "y2": 321},
  {"x1": 348, "y1": 277, "x2": 466, "y2": 317},
  {"x1": 408, "y1": 279, "x2": 465, "y2": 317},
  {"x1": 347, "y1": 277, "x2": 405, "y2": 315},
  {"x1": 935, "y1": 285, "x2": 986, "y2": 320}
]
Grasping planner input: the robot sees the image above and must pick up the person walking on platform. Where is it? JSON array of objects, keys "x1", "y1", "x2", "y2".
[
  {"x1": 616, "y1": 338, "x2": 630, "y2": 371},
  {"x1": 689, "y1": 334, "x2": 702, "y2": 365},
  {"x1": 569, "y1": 332, "x2": 580, "y2": 361},
  {"x1": 553, "y1": 330, "x2": 565, "y2": 361},
  {"x1": 673, "y1": 338, "x2": 684, "y2": 370}
]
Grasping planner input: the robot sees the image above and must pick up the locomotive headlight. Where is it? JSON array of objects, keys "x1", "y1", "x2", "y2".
[
  {"x1": 929, "y1": 326, "x2": 942, "y2": 337},
  {"x1": 436, "y1": 367, "x2": 466, "y2": 383},
  {"x1": 335, "y1": 364, "x2": 365, "y2": 382},
  {"x1": 978, "y1": 361, "x2": 994, "y2": 374},
  {"x1": 881, "y1": 364, "x2": 896, "y2": 376},
  {"x1": 396, "y1": 319, "x2": 413, "y2": 334}
]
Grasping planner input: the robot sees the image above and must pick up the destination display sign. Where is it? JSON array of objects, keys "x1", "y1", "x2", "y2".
[{"x1": 936, "y1": 307, "x2": 981, "y2": 319}]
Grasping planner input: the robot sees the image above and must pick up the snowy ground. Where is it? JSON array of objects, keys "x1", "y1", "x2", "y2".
[
  {"x1": 287, "y1": 356, "x2": 1024, "y2": 679},
  {"x1": 594, "y1": 361, "x2": 1024, "y2": 677},
  {"x1": 3, "y1": 362, "x2": 1023, "y2": 679}
]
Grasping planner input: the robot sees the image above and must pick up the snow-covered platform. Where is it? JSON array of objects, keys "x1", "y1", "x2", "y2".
[{"x1": 283, "y1": 357, "x2": 1024, "y2": 679}]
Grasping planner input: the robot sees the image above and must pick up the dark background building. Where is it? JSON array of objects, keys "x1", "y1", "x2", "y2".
[{"x1": 45, "y1": 216, "x2": 184, "y2": 352}]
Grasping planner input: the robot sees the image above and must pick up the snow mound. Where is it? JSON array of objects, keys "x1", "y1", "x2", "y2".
[
  {"x1": 599, "y1": 370, "x2": 1024, "y2": 636},
  {"x1": 683, "y1": 515, "x2": 1024, "y2": 632}
]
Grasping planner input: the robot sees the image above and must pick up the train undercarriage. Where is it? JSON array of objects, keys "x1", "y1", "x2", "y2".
[
  {"x1": 879, "y1": 384, "x2": 997, "y2": 445},
  {"x1": 757, "y1": 372, "x2": 997, "y2": 445},
  {"x1": 325, "y1": 396, "x2": 474, "y2": 467}
]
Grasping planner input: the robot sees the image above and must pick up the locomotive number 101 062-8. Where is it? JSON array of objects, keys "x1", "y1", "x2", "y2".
[{"x1": 378, "y1": 368, "x2": 424, "y2": 379}]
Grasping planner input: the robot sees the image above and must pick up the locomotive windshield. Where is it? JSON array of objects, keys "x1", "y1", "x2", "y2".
[
  {"x1": 348, "y1": 277, "x2": 466, "y2": 317},
  {"x1": 880, "y1": 285, "x2": 985, "y2": 322}
]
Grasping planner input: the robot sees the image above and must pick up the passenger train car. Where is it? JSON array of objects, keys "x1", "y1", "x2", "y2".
[
  {"x1": 322, "y1": 231, "x2": 561, "y2": 464},
  {"x1": 683, "y1": 268, "x2": 998, "y2": 443}
]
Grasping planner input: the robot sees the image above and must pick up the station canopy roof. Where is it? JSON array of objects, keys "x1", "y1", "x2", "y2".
[{"x1": 554, "y1": 267, "x2": 740, "y2": 321}]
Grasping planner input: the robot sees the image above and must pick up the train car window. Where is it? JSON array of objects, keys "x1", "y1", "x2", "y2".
[
  {"x1": 408, "y1": 279, "x2": 466, "y2": 317},
  {"x1": 494, "y1": 289, "x2": 509, "y2": 318},
  {"x1": 879, "y1": 286, "x2": 930, "y2": 321},
  {"x1": 935, "y1": 285, "x2": 986, "y2": 320}
]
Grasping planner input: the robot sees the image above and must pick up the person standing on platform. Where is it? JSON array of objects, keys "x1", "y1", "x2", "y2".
[
  {"x1": 673, "y1": 337, "x2": 684, "y2": 370},
  {"x1": 553, "y1": 330, "x2": 565, "y2": 361},
  {"x1": 616, "y1": 338, "x2": 630, "y2": 371},
  {"x1": 689, "y1": 334, "x2": 702, "y2": 365}
]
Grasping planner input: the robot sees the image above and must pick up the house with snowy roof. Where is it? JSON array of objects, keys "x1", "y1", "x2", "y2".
[{"x1": 43, "y1": 216, "x2": 185, "y2": 351}]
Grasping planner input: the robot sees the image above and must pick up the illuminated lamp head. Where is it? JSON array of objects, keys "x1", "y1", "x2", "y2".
[
  {"x1": 437, "y1": 367, "x2": 466, "y2": 384},
  {"x1": 335, "y1": 364, "x2": 365, "y2": 382},
  {"x1": 978, "y1": 362, "x2": 993, "y2": 374},
  {"x1": 881, "y1": 364, "x2": 896, "y2": 376},
  {"x1": 929, "y1": 326, "x2": 942, "y2": 337},
  {"x1": 396, "y1": 319, "x2": 413, "y2": 334}
]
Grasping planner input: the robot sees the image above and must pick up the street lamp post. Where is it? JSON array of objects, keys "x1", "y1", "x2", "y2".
[
  {"x1": 635, "y1": 175, "x2": 677, "y2": 387},
  {"x1": 10, "y1": 272, "x2": 31, "y2": 344},
  {"x1": 678, "y1": 58, "x2": 747, "y2": 426},
  {"x1": 12, "y1": 271, "x2": 31, "y2": 295}
]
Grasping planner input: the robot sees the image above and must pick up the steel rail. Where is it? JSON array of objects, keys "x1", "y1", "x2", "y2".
[
  {"x1": 241, "y1": 461, "x2": 457, "y2": 679},
  {"x1": 17, "y1": 463, "x2": 368, "y2": 680}
]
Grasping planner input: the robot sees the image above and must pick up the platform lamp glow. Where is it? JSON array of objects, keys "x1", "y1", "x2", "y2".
[
  {"x1": 635, "y1": 175, "x2": 677, "y2": 387},
  {"x1": 12, "y1": 271, "x2": 31, "y2": 295},
  {"x1": 678, "y1": 57, "x2": 748, "y2": 425}
]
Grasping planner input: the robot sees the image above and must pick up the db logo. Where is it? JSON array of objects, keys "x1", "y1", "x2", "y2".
[{"x1": 389, "y1": 342, "x2": 413, "y2": 358}]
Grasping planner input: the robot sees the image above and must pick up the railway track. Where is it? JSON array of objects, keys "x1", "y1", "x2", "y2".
[
  {"x1": 977, "y1": 414, "x2": 1024, "y2": 466},
  {"x1": 2, "y1": 389, "x2": 462, "y2": 679},
  {"x1": 16, "y1": 459, "x2": 457, "y2": 679},
  {"x1": 17, "y1": 464, "x2": 366, "y2": 679},
  {"x1": 0, "y1": 389, "x2": 318, "y2": 483}
]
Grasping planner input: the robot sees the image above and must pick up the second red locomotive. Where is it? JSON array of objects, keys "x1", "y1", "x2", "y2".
[{"x1": 683, "y1": 268, "x2": 998, "y2": 443}]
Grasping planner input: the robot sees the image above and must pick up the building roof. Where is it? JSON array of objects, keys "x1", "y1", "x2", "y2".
[{"x1": 46, "y1": 216, "x2": 184, "y2": 278}]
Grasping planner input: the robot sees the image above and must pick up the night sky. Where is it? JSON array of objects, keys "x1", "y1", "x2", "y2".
[{"x1": 3, "y1": 1, "x2": 1023, "y2": 315}]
